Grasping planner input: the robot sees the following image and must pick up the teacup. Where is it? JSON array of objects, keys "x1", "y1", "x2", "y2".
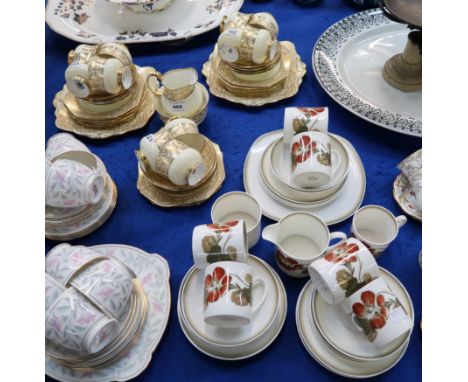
[
  {"x1": 340, "y1": 277, "x2": 413, "y2": 349},
  {"x1": 283, "y1": 107, "x2": 329, "y2": 144},
  {"x1": 71, "y1": 258, "x2": 133, "y2": 319},
  {"x1": 192, "y1": 220, "x2": 248, "y2": 269},
  {"x1": 67, "y1": 44, "x2": 97, "y2": 65},
  {"x1": 45, "y1": 273, "x2": 65, "y2": 313},
  {"x1": 350, "y1": 205, "x2": 407, "y2": 258},
  {"x1": 211, "y1": 192, "x2": 262, "y2": 249},
  {"x1": 203, "y1": 261, "x2": 267, "y2": 328},
  {"x1": 138, "y1": 135, "x2": 205, "y2": 186},
  {"x1": 45, "y1": 133, "x2": 90, "y2": 161},
  {"x1": 46, "y1": 244, "x2": 106, "y2": 286},
  {"x1": 45, "y1": 159, "x2": 105, "y2": 208},
  {"x1": 262, "y1": 212, "x2": 347, "y2": 278},
  {"x1": 290, "y1": 131, "x2": 335, "y2": 188},
  {"x1": 45, "y1": 287, "x2": 119, "y2": 354},
  {"x1": 308, "y1": 238, "x2": 380, "y2": 304},
  {"x1": 95, "y1": 43, "x2": 132, "y2": 66},
  {"x1": 155, "y1": 118, "x2": 205, "y2": 152},
  {"x1": 398, "y1": 149, "x2": 422, "y2": 211},
  {"x1": 249, "y1": 12, "x2": 279, "y2": 39}
]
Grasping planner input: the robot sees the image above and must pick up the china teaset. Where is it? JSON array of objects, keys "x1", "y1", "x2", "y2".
[{"x1": 45, "y1": 6, "x2": 421, "y2": 381}]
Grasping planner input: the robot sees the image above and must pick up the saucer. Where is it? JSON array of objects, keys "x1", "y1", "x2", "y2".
[
  {"x1": 202, "y1": 41, "x2": 306, "y2": 107},
  {"x1": 45, "y1": 176, "x2": 117, "y2": 241},
  {"x1": 177, "y1": 254, "x2": 287, "y2": 360},
  {"x1": 296, "y1": 278, "x2": 409, "y2": 378},
  {"x1": 393, "y1": 173, "x2": 422, "y2": 222},
  {"x1": 54, "y1": 66, "x2": 157, "y2": 139},
  {"x1": 46, "y1": 244, "x2": 171, "y2": 382},
  {"x1": 137, "y1": 141, "x2": 225, "y2": 207},
  {"x1": 244, "y1": 130, "x2": 366, "y2": 224},
  {"x1": 312, "y1": 267, "x2": 414, "y2": 362}
]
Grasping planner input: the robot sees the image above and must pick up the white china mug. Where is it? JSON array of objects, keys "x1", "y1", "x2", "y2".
[
  {"x1": 45, "y1": 159, "x2": 105, "y2": 208},
  {"x1": 283, "y1": 107, "x2": 329, "y2": 144},
  {"x1": 308, "y1": 237, "x2": 381, "y2": 305},
  {"x1": 290, "y1": 131, "x2": 337, "y2": 188},
  {"x1": 350, "y1": 205, "x2": 407, "y2": 258},
  {"x1": 262, "y1": 212, "x2": 347, "y2": 278},
  {"x1": 203, "y1": 261, "x2": 268, "y2": 328},
  {"x1": 340, "y1": 277, "x2": 413, "y2": 349},
  {"x1": 192, "y1": 220, "x2": 248, "y2": 269},
  {"x1": 211, "y1": 192, "x2": 262, "y2": 249}
]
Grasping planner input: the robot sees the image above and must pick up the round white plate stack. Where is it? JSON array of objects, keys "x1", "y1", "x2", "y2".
[
  {"x1": 296, "y1": 268, "x2": 414, "y2": 378},
  {"x1": 177, "y1": 255, "x2": 287, "y2": 360},
  {"x1": 243, "y1": 130, "x2": 366, "y2": 225}
]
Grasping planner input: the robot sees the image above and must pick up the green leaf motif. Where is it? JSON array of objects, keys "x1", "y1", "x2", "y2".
[{"x1": 206, "y1": 253, "x2": 236, "y2": 264}]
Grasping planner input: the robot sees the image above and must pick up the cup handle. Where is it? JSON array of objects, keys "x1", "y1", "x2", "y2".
[
  {"x1": 251, "y1": 278, "x2": 268, "y2": 314},
  {"x1": 145, "y1": 71, "x2": 164, "y2": 97},
  {"x1": 326, "y1": 231, "x2": 347, "y2": 251},
  {"x1": 396, "y1": 215, "x2": 407, "y2": 228}
]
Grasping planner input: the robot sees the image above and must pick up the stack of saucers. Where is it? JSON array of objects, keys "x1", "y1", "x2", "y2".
[{"x1": 45, "y1": 133, "x2": 118, "y2": 241}]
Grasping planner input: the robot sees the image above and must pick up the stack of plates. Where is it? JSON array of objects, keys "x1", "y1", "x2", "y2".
[
  {"x1": 244, "y1": 130, "x2": 366, "y2": 225},
  {"x1": 136, "y1": 137, "x2": 226, "y2": 207},
  {"x1": 53, "y1": 66, "x2": 157, "y2": 139},
  {"x1": 177, "y1": 255, "x2": 287, "y2": 360},
  {"x1": 296, "y1": 268, "x2": 414, "y2": 378}
]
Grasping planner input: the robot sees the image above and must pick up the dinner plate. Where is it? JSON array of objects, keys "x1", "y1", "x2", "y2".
[
  {"x1": 46, "y1": 0, "x2": 243, "y2": 43},
  {"x1": 244, "y1": 130, "x2": 366, "y2": 225},
  {"x1": 296, "y1": 278, "x2": 410, "y2": 378},
  {"x1": 45, "y1": 244, "x2": 171, "y2": 382},
  {"x1": 312, "y1": 267, "x2": 414, "y2": 362},
  {"x1": 313, "y1": 9, "x2": 422, "y2": 137}
]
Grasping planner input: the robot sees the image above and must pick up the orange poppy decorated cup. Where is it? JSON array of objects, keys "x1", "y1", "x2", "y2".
[{"x1": 203, "y1": 261, "x2": 267, "y2": 328}]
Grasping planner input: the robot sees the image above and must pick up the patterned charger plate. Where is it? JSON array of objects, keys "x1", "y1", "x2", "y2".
[{"x1": 312, "y1": 9, "x2": 422, "y2": 137}]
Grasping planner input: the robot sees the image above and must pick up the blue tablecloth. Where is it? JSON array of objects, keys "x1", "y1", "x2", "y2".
[{"x1": 45, "y1": 0, "x2": 422, "y2": 380}]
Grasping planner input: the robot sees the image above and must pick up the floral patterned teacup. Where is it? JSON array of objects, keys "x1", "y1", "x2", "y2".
[
  {"x1": 192, "y1": 220, "x2": 248, "y2": 269},
  {"x1": 71, "y1": 258, "x2": 134, "y2": 319},
  {"x1": 45, "y1": 273, "x2": 65, "y2": 313},
  {"x1": 350, "y1": 205, "x2": 407, "y2": 258},
  {"x1": 45, "y1": 159, "x2": 105, "y2": 208},
  {"x1": 283, "y1": 107, "x2": 329, "y2": 144},
  {"x1": 262, "y1": 212, "x2": 347, "y2": 278},
  {"x1": 45, "y1": 133, "x2": 90, "y2": 161},
  {"x1": 204, "y1": 261, "x2": 268, "y2": 328},
  {"x1": 398, "y1": 149, "x2": 422, "y2": 211},
  {"x1": 340, "y1": 277, "x2": 413, "y2": 349},
  {"x1": 45, "y1": 287, "x2": 119, "y2": 354},
  {"x1": 308, "y1": 238, "x2": 380, "y2": 305},
  {"x1": 290, "y1": 131, "x2": 338, "y2": 188}
]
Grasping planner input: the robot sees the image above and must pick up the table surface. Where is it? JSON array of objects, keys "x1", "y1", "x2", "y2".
[{"x1": 45, "y1": 0, "x2": 422, "y2": 381}]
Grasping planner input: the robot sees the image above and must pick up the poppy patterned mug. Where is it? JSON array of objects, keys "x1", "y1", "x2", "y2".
[
  {"x1": 192, "y1": 220, "x2": 248, "y2": 269},
  {"x1": 290, "y1": 131, "x2": 339, "y2": 188},
  {"x1": 283, "y1": 107, "x2": 329, "y2": 144},
  {"x1": 340, "y1": 277, "x2": 413, "y2": 349},
  {"x1": 308, "y1": 238, "x2": 381, "y2": 305},
  {"x1": 203, "y1": 261, "x2": 268, "y2": 328}
]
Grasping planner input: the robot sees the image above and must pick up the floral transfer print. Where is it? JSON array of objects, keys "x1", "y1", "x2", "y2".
[
  {"x1": 352, "y1": 290, "x2": 402, "y2": 342},
  {"x1": 202, "y1": 221, "x2": 240, "y2": 263},
  {"x1": 291, "y1": 135, "x2": 331, "y2": 171},
  {"x1": 292, "y1": 107, "x2": 326, "y2": 135},
  {"x1": 53, "y1": 0, "x2": 93, "y2": 24},
  {"x1": 325, "y1": 241, "x2": 376, "y2": 297},
  {"x1": 206, "y1": 0, "x2": 237, "y2": 14},
  {"x1": 204, "y1": 267, "x2": 252, "y2": 309},
  {"x1": 275, "y1": 249, "x2": 308, "y2": 276}
]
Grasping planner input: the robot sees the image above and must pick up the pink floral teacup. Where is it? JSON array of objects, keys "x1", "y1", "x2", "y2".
[
  {"x1": 340, "y1": 277, "x2": 413, "y2": 348},
  {"x1": 45, "y1": 133, "x2": 90, "y2": 161},
  {"x1": 192, "y1": 220, "x2": 248, "y2": 269},
  {"x1": 203, "y1": 261, "x2": 268, "y2": 328},
  {"x1": 45, "y1": 273, "x2": 65, "y2": 313},
  {"x1": 308, "y1": 238, "x2": 380, "y2": 305},
  {"x1": 45, "y1": 287, "x2": 119, "y2": 354}
]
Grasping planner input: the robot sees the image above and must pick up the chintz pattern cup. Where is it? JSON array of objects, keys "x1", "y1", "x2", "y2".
[
  {"x1": 351, "y1": 205, "x2": 407, "y2": 258},
  {"x1": 308, "y1": 238, "x2": 380, "y2": 305},
  {"x1": 290, "y1": 132, "x2": 334, "y2": 188},
  {"x1": 45, "y1": 287, "x2": 119, "y2": 354},
  {"x1": 283, "y1": 107, "x2": 329, "y2": 144},
  {"x1": 192, "y1": 220, "x2": 248, "y2": 269},
  {"x1": 398, "y1": 149, "x2": 422, "y2": 211},
  {"x1": 45, "y1": 273, "x2": 65, "y2": 313},
  {"x1": 154, "y1": 118, "x2": 205, "y2": 152},
  {"x1": 340, "y1": 277, "x2": 413, "y2": 349},
  {"x1": 45, "y1": 159, "x2": 105, "y2": 208},
  {"x1": 71, "y1": 258, "x2": 133, "y2": 319},
  {"x1": 45, "y1": 133, "x2": 90, "y2": 161},
  {"x1": 203, "y1": 261, "x2": 268, "y2": 328},
  {"x1": 211, "y1": 192, "x2": 262, "y2": 249}
]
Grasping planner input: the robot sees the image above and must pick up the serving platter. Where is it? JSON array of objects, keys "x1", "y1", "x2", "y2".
[
  {"x1": 46, "y1": 0, "x2": 243, "y2": 43},
  {"x1": 312, "y1": 9, "x2": 422, "y2": 137}
]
